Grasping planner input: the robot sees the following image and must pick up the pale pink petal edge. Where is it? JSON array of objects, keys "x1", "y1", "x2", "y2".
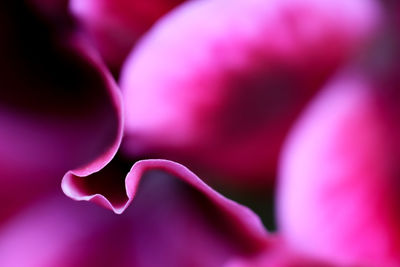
[
  {"x1": 61, "y1": 32, "x2": 124, "y2": 176},
  {"x1": 62, "y1": 159, "x2": 269, "y2": 246}
]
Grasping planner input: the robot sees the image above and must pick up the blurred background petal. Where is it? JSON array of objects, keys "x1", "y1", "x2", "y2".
[
  {"x1": 277, "y1": 3, "x2": 400, "y2": 265},
  {"x1": 120, "y1": 0, "x2": 380, "y2": 189},
  {"x1": 70, "y1": 0, "x2": 187, "y2": 74},
  {"x1": 277, "y1": 70, "x2": 400, "y2": 266}
]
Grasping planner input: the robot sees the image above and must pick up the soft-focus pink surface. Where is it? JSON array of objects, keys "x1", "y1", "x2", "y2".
[
  {"x1": 3, "y1": 0, "x2": 400, "y2": 266},
  {"x1": 120, "y1": 0, "x2": 380, "y2": 187},
  {"x1": 3, "y1": 160, "x2": 275, "y2": 267},
  {"x1": 225, "y1": 237, "x2": 333, "y2": 267},
  {"x1": 277, "y1": 70, "x2": 400, "y2": 266},
  {"x1": 0, "y1": 1, "x2": 121, "y2": 221},
  {"x1": 70, "y1": 0, "x2": 186, "y2": 72}
]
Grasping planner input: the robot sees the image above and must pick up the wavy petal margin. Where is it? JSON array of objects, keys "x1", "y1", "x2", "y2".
[
  {"x1": 64, "y1": 32, "x2": 124, "y2": 174},
  {"x1": 0, "y1": 2, "x2": 123, "y2": 221},
  {"x1": 62, "y1": 159, "x2": 268, "y2": 247}
]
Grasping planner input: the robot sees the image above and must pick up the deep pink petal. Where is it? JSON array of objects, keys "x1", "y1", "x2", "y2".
[
  {"x1": 225, "y1": 236, "x2": 334, "y2": 267},
  {"x1": 277, "y1": 70, "x2": 400, "y2": 266},
  {"x1": 120, "y1": 0, "x2": 380, "y2": 187},
  {"x1": 63, "y1": 159, "x2": 268, "y2": 246},
  {"x1": 4, "y1": 160, "x2": 277, "y2": 266},
  {"x1": 0, "y1": 2, "x2": 122, "y2": 220},
  {"x1": 70, "y1": 0, "x2": 186, "y2": 73}
]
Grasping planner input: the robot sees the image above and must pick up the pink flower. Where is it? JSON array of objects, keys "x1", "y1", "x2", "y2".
[
  {"x1": 2, "y1": 0, "x2": 399, "y2": 266},
  {"x1": 0, "y1": 2, "x2": 283, "y2": 266}
]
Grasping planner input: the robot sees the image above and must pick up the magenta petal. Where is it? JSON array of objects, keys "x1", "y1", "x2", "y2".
[
  {"x1": 0, "y1": 193, "x2": 329, "y2": 266},
  {"x1": 70, "y1": 0, "x2": 186, "y2": 72},
  {"x1": 0, "y1": 195, "x2": 109, "y2": 267},
  {"x1": 120, "y1": 0, "x2": 381, "y2": 186},
  {"x1": 0, "y1": 2, "x2": 122, "y2": 220},
  {"x1": 225, "y1": 237, "x2": 334, "y2": 267},
  {"x1": 277, "y1": 70, "x2": 400, "y2": 266},
  {"x1": 63, "y1": 159, "x2": 267, "y2": 243},
  {"x1": 0, "y1": 2, "x2": 121, "y2": 173},
  {"x1": 13, "y1": 160, "x2": 277, "y2": 266}
]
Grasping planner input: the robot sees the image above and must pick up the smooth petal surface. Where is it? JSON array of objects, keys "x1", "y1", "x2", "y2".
[
  {"x1": 225, "y1": 237, "x2": 334, "y2": 267},
  {"x1": 10, "y1": 160, "x2": 275, "y2": 267},
  {"x1": 70, "y1": 0, "x2": 185, "y2": 73},
  {"x1": 0, "y1": 195, "x2": 113, "y2": 267},
  {"x1": 120, "y1": 0, "x2": 380, "y2": 186},
  {"x1": 277, "y1": 70, "x2": 400, "y2": 266},
  {"x1": 0, "y1": 2, "x2": 122, "y2": 221}
]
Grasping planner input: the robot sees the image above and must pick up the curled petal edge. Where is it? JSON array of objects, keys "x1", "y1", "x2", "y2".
[
  {"x1": 62, "y1": 159, "x2": 269, "y2": 245},
  {"x1": 60, "y1": 33, "x2": 124, "y2": 176}
]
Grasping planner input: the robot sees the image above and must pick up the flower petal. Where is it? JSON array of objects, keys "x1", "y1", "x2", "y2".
[
  {"x1": 70, "y1": 0, "x2": 186, "y2": 73},
  {"x1": 277, "y1": 70, "x2": 400, "y2": 266},
  {"x1": 120, "y1": 0, "x2": 380, "y2": 186},
  {"x1": 9, "y1": 160, "x2": 274, "y2": 266},
  {"x1": 63, "y1": 159, "x2": 268, "y2": 248},
  {"x1": 0, "y1": 2, "x2": 122, "y2": 220},
  {"x1": 225, "y1": 236, "x2": 333, "y2": 267}
]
